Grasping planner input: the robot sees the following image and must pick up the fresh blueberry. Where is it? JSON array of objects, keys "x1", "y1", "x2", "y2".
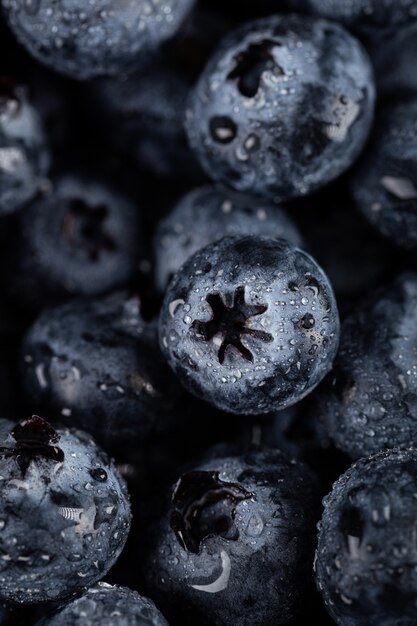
[
  {"x1": 153, "y1": 185, "x2": 303, "y2": 293},
  {"x1": 93, "y1": 61, "x2": 203, "y2": 182},
  {"x1": 1, "y1": 0, "x2": 195, "y2": 80},
  {"x1": 185, "y1": 14, "x2": 375, "y2": 200},
  {"x1": 20, "y1": 292, "x2": 183, "y2": 455},
  {"x1": 317, "y1": 274, "x2": 417, "y2": 460},
  {"x1": 0, "y1": 416, "x2": 131, "y2": 604},
  {"x1": 6, "y1": 176, "x2": 142, "y2": 310},
  {"x1": 159, "y1": 235, "x2": 340, "y2": 414},
  {"x1": 145, "y1": 447, "x2": 320, "y2": 625},
  {"x1": 36, "y1": 582, "x2": 168, "y2": 626},
  {"x1": 316, "y1": 447, "x2": 417, "y2": 626},
  {"x1": 0, "y1": 77, "x2": 49, "y2": 215},
  {"x1": 288, "y1": 0, "x2": 417, "y2": 30},
  {"x1": 351, "y1": 100, "x2": 417, "y2": 250}
]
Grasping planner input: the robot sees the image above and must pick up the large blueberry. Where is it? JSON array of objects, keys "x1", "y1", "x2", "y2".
[
  {"x1": 185, "y1": 14, "x2": 375, "y2": 200},
  {"x1": 316, "y1": 274, "x2": 417, "y2": 460},
  {"x1": 36, "y1": 583, "x2": 168, "y2": 626},
  {"x1": 316, "y1": 447, "x2": 417, "y2": 625},
  {"x1": 0, "y1": 78, "x2": 49, "y2": 215},
  {"x1": 159, "y1": 235, "x2": 340, "y2": 414},
  {"x1": 153, "y1": 185, "x2": 303, "y2": 293},
  {"x1": 20, "y1": 293, "x2": 183, "y2": 455},
  {"x1": 145, "y1": 447, "x2": 320, "y2": 625},
  {"x1": 7, "y1": 176, "x2": 142, "y2": 310},
  {"x1": 2, "y1": 0, "x2": 195, "y2": 80},
  {"x1": 351, "y1": 100, "x2": 417, "y2": 250},
  {"x1": 0, "y1": 416, "x2": 131, "y2": 604}
]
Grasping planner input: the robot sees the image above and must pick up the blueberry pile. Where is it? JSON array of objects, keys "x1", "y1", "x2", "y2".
[{"x1": 2, "y1": 1, "x2": 417, "y2": 624}]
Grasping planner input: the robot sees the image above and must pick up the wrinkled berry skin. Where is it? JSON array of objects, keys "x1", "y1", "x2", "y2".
[
  {"x1": 289, "y1": 0, "x2": 417, "y2": 30},
  {"x1": 0, "y1": 79, "x2": 49, "y2": 214},
  {"x1": 36, "y1": 583, "x2": 168, "y2": 626},
  {"x1": 185, "y1": 15, "x2": 375, "y2": 200},
  {"x1": 316, "y1": 447, "x2": 417, "y2": 626},
  {"x1": 159, "y1": 235, "x2": 339, "y2": 415},
  {"x1": 21, "y1": 293, "x2": 182, "y2": 454},
  {"x1": 317, "y1": 275, "x2": 417, "y2": 460},
  {"x1": 154, "y1": 185, "x2": 303, "y2": 293},
  {"x1": 8, "y1": 177, "x2": 141, "y2": 309},
  {"x1": 351, "y1": 101, "x2": 417, "y2": 250},
  {"x1": 0, "y1": 417, "x2": 131, "y2": 605},
  {"x1": 145, "y1": 447, "x2": 320, "y2": 626},
  {"x1": 2, "y1": 0, "x2": 195, "y2": 80}
]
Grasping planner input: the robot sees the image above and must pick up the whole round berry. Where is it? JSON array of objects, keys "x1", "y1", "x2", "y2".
[
  {"x1": 153, "y1": 185, "x2": 303, "y2": 293},
  {"x1": 185, "y1": 14, "x2": 375, "y2": 200},
  {"x1": 8, "y1": 176, "x2": 142, "y2": 309},
  {"x1": 146, "y1": 447, "x2": 320, "y2": 626},
  {"x1": 36, "y1": 583, "x2": 168, "y2": 626},
  {"x1": 0, "y1": 78, "x2": 49, "y2": 214},
  {"x1": 317, "y1": 274, "x2": 417, "y2": 460},
  {"x1": 21, "y1": 293, "x2": 182, "y2": 454},
  {"x1": 0, "y1": 416, "x2": 131, "y2": 604},
  {"x1": 316, "y1": 447, "x2": 417, "y2": 626},
  {"x1": 1, "y1": 0, "x2": 195, "y2": 80},
  {"x1": 159, "y1": 235, "x2": 340, "y2": 414},
  {"x1": 351, "y1": 100, "x2": 417, "y2": 250}
]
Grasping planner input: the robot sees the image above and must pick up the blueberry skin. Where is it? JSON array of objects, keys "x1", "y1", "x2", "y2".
[
  {"x1": 288, "y1": 0, "x2": 417, "y2": 29},
  {"x1": 154, "y1": 185, "x2": 303, "y2": 293},
  {"x1": 317, "y1": 275, "x2": 417, "y2": 460},
  {"x1": 185, "y1": 15, "x2": 375, "y2": 200},
  {"x1": 20, "y1": 293, "x2": 183, "y2": 454},
  {"x1": 0, "y1": 416, "x2": 131, "y2": 605},
  {"x1": 36, "y1": 583, "x2": 169, "y2": 626},
  {"x1": 8, "y1": 177, "x2": 142, "y2": 309},
  {"x1": 145, "y1": 447, "x2": 320, "y2": 626},
  {"x1": 351, "y1": 100, "x2": 417, "y2": 250},
  {"x1": 0, "y1": 79, "x2": 49, "y2": 214},
  {"x1": 316, "y1": 447, "x2": 417, "y2": 626},
  {"x1": 2, "y1": 0, "x2": 195, "y2": 80},
  {"x1": 159, "y1": 235, "x2": 340, "y2": 415}
]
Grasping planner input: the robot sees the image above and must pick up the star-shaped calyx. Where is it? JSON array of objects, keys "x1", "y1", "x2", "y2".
[
  {"x1": 0, "y1": 416, "x2": 64, "y2": 476},
  {"x1": 63, "y1": 199, "x2": 116, "y2": 262},
  {"x1": 192, "y1": 286, "x2": 273, "y2": 364}
]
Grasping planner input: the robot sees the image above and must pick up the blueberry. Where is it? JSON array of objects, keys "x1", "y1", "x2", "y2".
[
  {"x1": 185, "y1": 14, "x2": 375, "y2": 200},
  {"x1": 288, "y1": 0, "x2": 417, "y2": 30},
  {"x1": 2, "y1": 0, "x2": 195, "y2": 80},
  {"x1": 351, "y1": 100, "x2": 417, "y2": 250},
  {"x1": 6, "y1": 176, "x2": 142, "y2": 310},
  {"x1": 154, "y1": 185, "x2": 303, "y2": 293},
  {"x1": 316, "y1": 447, "x2": 417, "y2": 626},
  {"x1": 0, "y1": 416, "x2": 131, "y2": 604},
  {"x1": 93, "y1": 62, "x2": 203, "y2": 183},
  {"x1": 159, "y1": 235, "x2": 339, "y2": 414},
  {"x1": 21, "y1": 292, "x2": 183, "y2": 454},
  {"x1": 317, "y1": 274, "x2": 417, "y2": 460},
  {"x1": 145, "y1": 447, "x2": 320, "y2": 625},
  {"x1": 36, "y1": 582, "x2": 168, "y2": 626},
  {"x1": 0, "y1": 77, "x2": 49, "y2": 214}
]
